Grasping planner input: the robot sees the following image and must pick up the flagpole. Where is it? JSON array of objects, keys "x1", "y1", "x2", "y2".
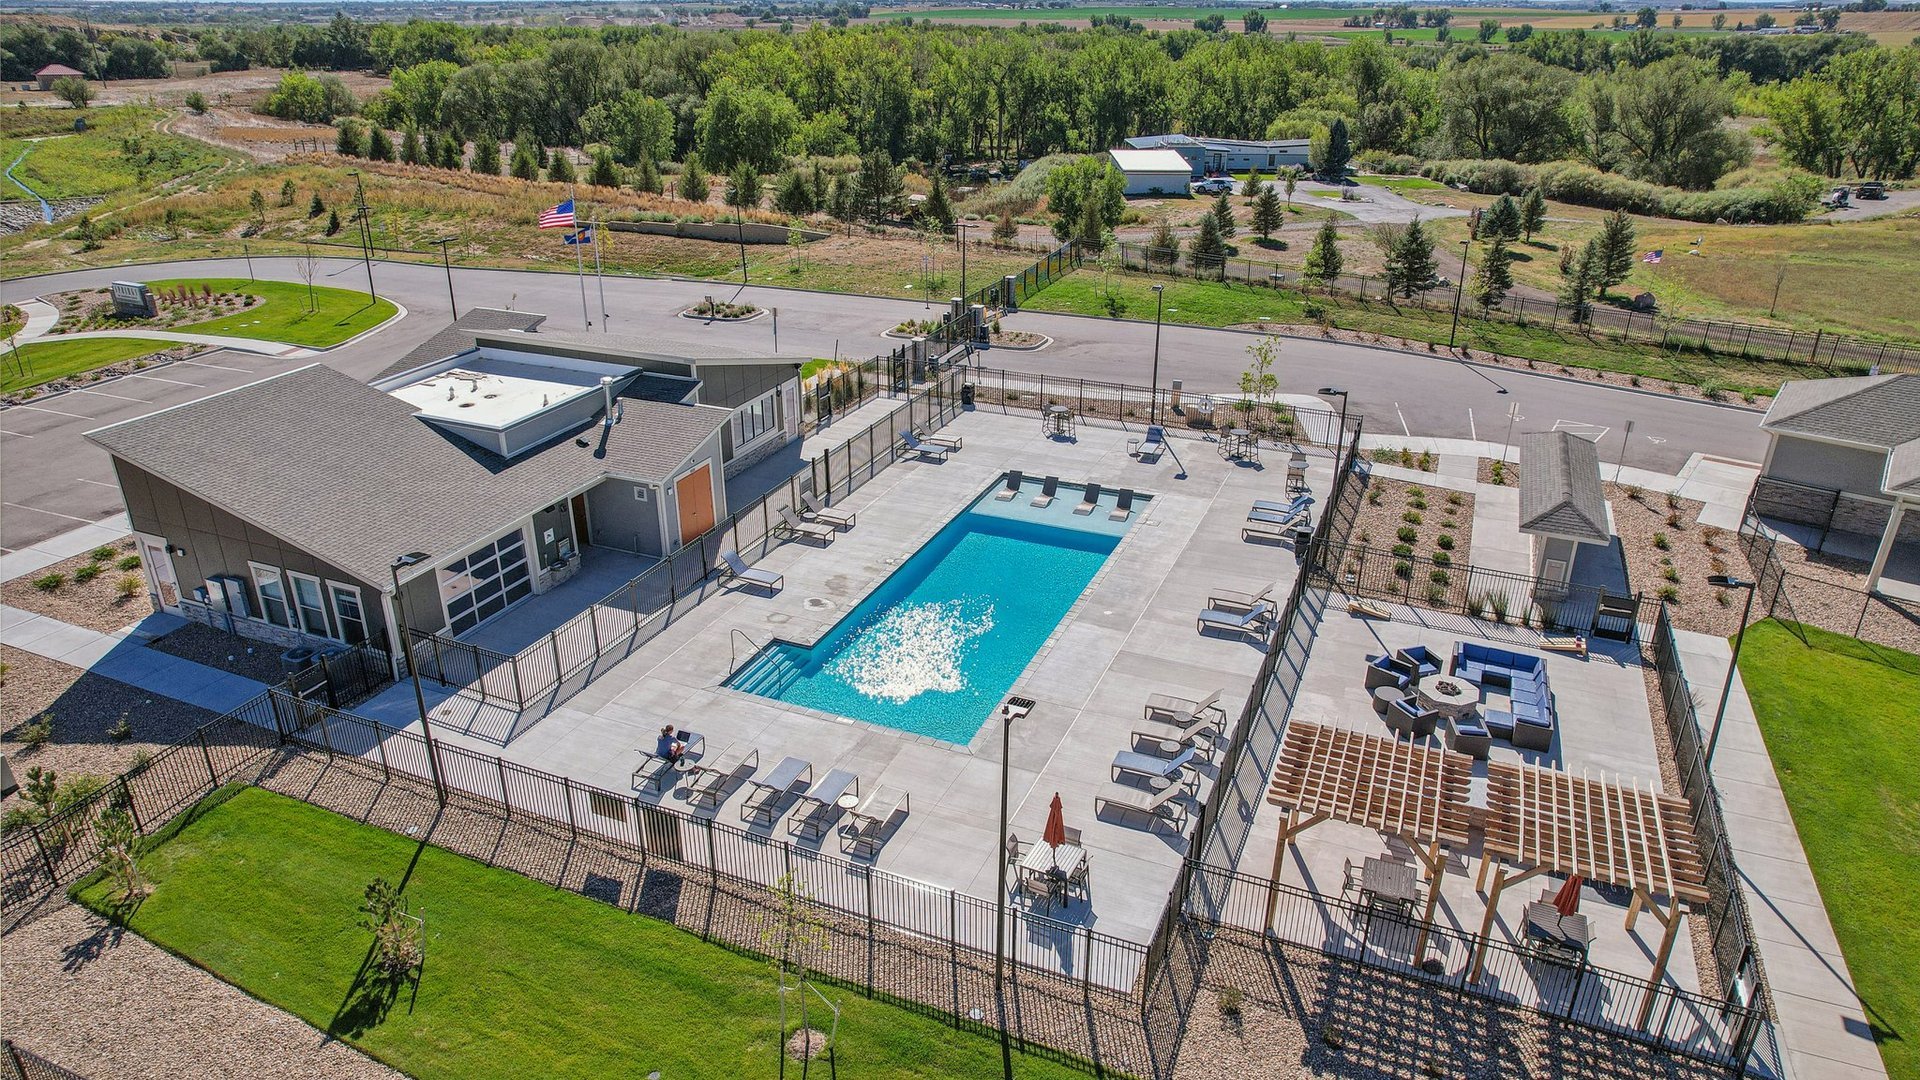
[
  {"x1": 593, "y1": 214, "x2": 608, "y2": 333},
  {"x1": 572, "y1": 185, "x2": 590, "y2": 330}
]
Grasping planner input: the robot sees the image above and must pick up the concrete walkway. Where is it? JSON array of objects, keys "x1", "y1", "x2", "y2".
[
  {"x1": 7, "y1": 297, "x2": 60, "y2": 342},
  {"x1": 1672, "y1": 629, "x2": 1890, "y2": 1080},
  {"x1": 0, "y1": 512, "x2": 131, "y2": 583},
  {"x1": 18, "y1": 327, "x2": 316, "y2": 358},
  {"x1": 0, "y1": 605, "x2": 268, "y2": 716}
]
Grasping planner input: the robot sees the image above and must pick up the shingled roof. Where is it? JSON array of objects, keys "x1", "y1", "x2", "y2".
[
  {"x1": 87, "y1": 365, "x2": 728, "y2": 586},
  {"x1": 1518, "y1": 430, "x2": 1610, "y2": 545},
  {"x1": 1763, "y1": 374, "x2": 1920, "y2": 499}
]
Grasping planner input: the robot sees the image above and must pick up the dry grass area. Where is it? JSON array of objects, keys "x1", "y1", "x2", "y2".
[
  {"x1": 1, "y1": 539, "x2": 150, "y2": 634},
  {"x1": 0, "y1": 67, "x2": 389, "y2": 110},
  {"x1": 0, "y1": 645, "x2": 222, "y2": 798}
]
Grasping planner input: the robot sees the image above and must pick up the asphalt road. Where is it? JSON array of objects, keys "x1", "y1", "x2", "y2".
[{"x1": 0, "y1": 256, "x2": 1769, "y2": 553}]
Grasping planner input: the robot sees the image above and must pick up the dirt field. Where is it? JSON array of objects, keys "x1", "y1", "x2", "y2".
[{"x1": 0, "y1": 68, "x2": 389, "y2": 111}]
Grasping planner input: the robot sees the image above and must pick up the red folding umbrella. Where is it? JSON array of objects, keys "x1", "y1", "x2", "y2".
[
  {"x1": 1043, "y1": 793, "x2": 1068, "y2": 871},
  {"x1": 1553, "y1": 874, "x2": 1584, "y2": 917}
]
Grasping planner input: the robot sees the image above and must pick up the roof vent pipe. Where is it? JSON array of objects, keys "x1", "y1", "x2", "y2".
[{"x1": 600, "y1": 376, "x2": 616, "y2": 426}]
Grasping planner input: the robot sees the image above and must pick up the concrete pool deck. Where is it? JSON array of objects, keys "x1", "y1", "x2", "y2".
[{"x1": 368, "y1": 407, "x2": 1333, "y2": 949}]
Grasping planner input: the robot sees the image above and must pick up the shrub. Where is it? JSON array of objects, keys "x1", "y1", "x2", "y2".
[
  {"x1": 1666, "y1": 511, "x2": 1683, "y2": 528},
  {"x1": 1402, "y1": 511, "x2": 1423, "y2": 525},
  {"x1": 1397, "y1": 526, "x2": 1419, "y2": 543},
  {"x1": 1488, "y1": 460, "x2": 1507, "y2": 485},
  {"x1": 1409, "y1": 496, "x2": 1428, "y2": 510},
  {"x1": 1652, "y1": 532, "x2": 1670, "y2": 550},
  {"x1": 1490, "y1": 592, "x2": 1509, "y2": 621},
  {"x1": 72, "y1": 563, "x2": 102, "y2": 584},
  {"x1": 1662, "y1": 565, "x2": 1681, "y2": 583},
  {"x1": 1430, "y1": 569, "x2": 1450, "y2": 586},
  {"x1": 116, "y1": 555, "x2": 142, "y2": 571},
  {"x1": 1431, "y1": 551, "x2": 1451, "y2": 567},
  {"x1": 1392, "y1": 543, "x2": 1415, "y2": 558},
  {"x1": 1218, "y1": 986, "x2": 1244, "y2": 1018},
  {"x1": 90, "y1": 545, "x2": 117, "y2": 561},
  {"x1": 14, "y1": 713, "x2": 53, "y2": 751},
  {"x1": 1426, "y1": 584, "x2": 1448, "y2": 604},
  {"x1": 1658, "y1": 584, "x2": 1680, "y2": 602},
  {"x1": 1393, "y1": 560, "x2": 1413, "y2": 580},
  {"x1": 31, "y1": 573, "x2": 64, "y2": 592},
  {"x1": 116, "y1": 574, "x2": 144, "y2": 599},
  {"x1": 107, "y1": 715, "x2": 133, "y2": 742},
  {"x1": 1436, "y1": 533, "x2": 1455, "y2": 550}
]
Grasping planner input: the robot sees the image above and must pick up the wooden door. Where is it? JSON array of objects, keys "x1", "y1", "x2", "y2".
[{"x1": 675, "y1": 464, "x2": 715, "y2": 546}]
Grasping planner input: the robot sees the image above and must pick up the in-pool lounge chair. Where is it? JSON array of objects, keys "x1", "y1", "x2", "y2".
[
  {"x1": 1031, "y1": 476, "x2": 1060, "y2": 508},
  {"x1": 1095, "y1": 780, "x2": 1190, "y2": 830},
  {"x1": 1109, "y1": 489, "x2": 1135, "y2": 522},
  {"x1": 1196, "y1": 600, "x2": 1274, "y2": 640},
  {"x1": 994, "y1": 471, "x2": 1024, "y2": 500},
  {"x1": 1074, "y1": 483, "x2": 1104, "y2": 515},
  {"x1": 800, "y1": 490, "x2": 856, "y2": 530},
  {"x1": 898, "y1": 430, "x2": 951, "y2": 461},
  {"x1": 718, "y1": 550, "x2": 783, "y2": 592},
  {"x1": 1135, "y1": 426, "x2": 1166, "y2": 462},
  {"x1": 777, "y1": 504, "x2": 836, "y2": 544}
]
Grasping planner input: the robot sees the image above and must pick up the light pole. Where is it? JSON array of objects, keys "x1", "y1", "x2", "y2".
[
  {"x1": 243, "y1": 241, "x2": 254, "y2": 282},
  {"x1": 1447, "y1": 239, "x2": 1471, "y2": 351},
  {"x1": 347, "y1": 170, "x2": 375, "y2": 305},
  {"x1": 1149, "y1": 284, "x2": 1166, "y2": 425},
  {"x1": 1318, "y1": 386, "x2": 1348, "y2": 448},
  {"x1": 955, "y1": 222, "x2": 976, "y2": 299},
  {"x1": 993, "y1": 705, "x2": 1017, "y2": 1080},
  {"x1": 433, "y1": 235, "x2": 459, "y2": 318},
  {"x1": 1702, "y1": 574, "x2": 1758, "y2": 769},
  {"x1": 390, "y1": 552, "x2": 446, "y2": 805}
]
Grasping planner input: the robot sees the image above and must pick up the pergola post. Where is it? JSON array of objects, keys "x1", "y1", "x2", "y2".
[
  {"x1": 1265, "y1": 807, "x2": 1329, "y2": 927},
  {"x1": 1410, "y1": 838, "x2": 1447, "y2": 964},
  {"x1": 1469, "y1": 862, "x2": 1548, "y2": 983},
  {"x1": 1635, "y1": 888, "x2": 1686, "y2": 1030}
]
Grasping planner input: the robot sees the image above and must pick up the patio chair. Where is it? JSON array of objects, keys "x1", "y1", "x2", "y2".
[
  {"x1": 800, "y1": 490, "x2": 856, "y2": 530},
  {"x1": 686, "y1": 746, "x2": 759, "y2": 808},
  {"x1": 1342, "y1": 858, "x2": 1364, "y2": 898},
  {"x1": 1111, "y1": 745, "x2": 1199, "y2": 786},
  {"x1": 1242, "y1": 517, "x2": 1310, "y2": 544},
  {"x1": 1447, "y1": 716, "x2": 1492, "y2": 760},
  {"x1": 1073, "y1": 482, "x2": 1104, "y2": 516},
  {"x1": 915, "y1": 429, "x2": 962, "y2": 452},
  {"x1": 1143, "y1": 688, "x2": 1227, "y2": 729},
  {"x1": 1108, "y1": 489, "x2": 1135, "y2": 522},
  {"x1": 1135, "y1": 425, "x2": 1166, "y2": 462},
  {"x1": 1385, "y1": 697, "x2": 1439, "y2": 740},
  {"x1": 1208, "y1": 582, "x2": 1275, "y2": 613},
  {"x1": 898, "y1": 429, "x2": 951, "y2": 461},
  {"x1": 776, "y1": 504, "x2": 836, "y2": 544},
  {"x1": 632, "y1": 731, "x2": 705, "y2": 792},
  {"x1": 1365, "y1": 654, "x2": 1411, "y2": 691},
  {"x1": 994, "y1": 470, "x2": 1024, "y2": 501},
  {"x1": 1196, "y1": 600, "x2": 1274, "y2": 640},
  {"x1": 1094, "y1": 779, "x2": 1190, "y2": 831},
  {"x1": 840, "y1": 786, "x2": 909, "y2": 858},
  {"x1": 1394, "y1": 645, "x2": 1443, "y2": 680},
  {"x1": 718, "y1": 549, "x2": 783, "y2": 592},
  {"x1": 788, "y1": 767, "x2": 860, "y2": 839},
  {"x1": 740, "y1": 755, "x2": 811, "y2": 824},
  {"x1": 1030, "y1": 475, "x2": 1060, "y2": 508},
  {"x1": 1251, "y1": 493, "x2": 1314, "y2": 517},
  {"x1": 1005, "y1": 831, "x2": 1023, "y2": 868}
]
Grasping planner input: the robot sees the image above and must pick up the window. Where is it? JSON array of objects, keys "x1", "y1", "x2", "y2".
[
  {"x1": 327, "y1": 581, "x2": 367, "y2": 645},
  {"x1": 287, "y1": 572, "x2": 331, "y2": 638},
  {"x1": 250, "y1": 562, "x2": 291, "y2": 628},
  {"x1": 732, "y1": 390, "x2": 777, "y2": 446}
]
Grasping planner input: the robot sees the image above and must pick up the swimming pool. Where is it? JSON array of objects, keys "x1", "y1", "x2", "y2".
[{"x1": 726, "y1": 477, "x2": 1141, "y2": 743}]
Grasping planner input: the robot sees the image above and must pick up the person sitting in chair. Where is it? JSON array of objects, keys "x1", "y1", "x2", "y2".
[{"x1": 656, "y1": 724, "x2": 686, "y2": 762}]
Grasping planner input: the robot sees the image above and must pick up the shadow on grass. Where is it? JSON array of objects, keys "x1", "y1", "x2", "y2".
[{"x1": 327, "y1": 834, "x2": 433, "y2": 1039}]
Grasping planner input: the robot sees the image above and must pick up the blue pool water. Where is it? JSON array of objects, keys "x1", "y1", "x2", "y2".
[{"x1": 727, "y1": 479, "x2": 1139, "y2": 743}]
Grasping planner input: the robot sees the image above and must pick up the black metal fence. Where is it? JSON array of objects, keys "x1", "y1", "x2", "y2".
[
  {"x1": 407, "y1": 366, "x2": 970, "y2": 743},
  {"x1": 964, "y1": 364, "x2": 1352, "y2": 449},
  {"x1": 1316, "y1": 541, "x2": 1642, "y2": 638},
  {"x1": 1, "y1": 1041, "x2": 89, "y2": 1080},
  {"x1": 1738, "y1": 501, "x2": 1920, "y2": 655},
  {"x1": 969, "y1": 238, "x2": 1081, "y2": 314}
]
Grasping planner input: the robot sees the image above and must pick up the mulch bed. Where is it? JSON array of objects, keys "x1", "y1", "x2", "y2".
[
  {"x1": 0, "y1": 538, "x2": 152, "y2": 634},
  {"x1": 145, "y1": 623, "x2": 287, "y2": 684},
  {"x1": 1346, "y1": 476, "x2": 1476, "y2": 596},
  {"x1": 1604, "y1": 483, "x2": 1748, "y2": 638}
]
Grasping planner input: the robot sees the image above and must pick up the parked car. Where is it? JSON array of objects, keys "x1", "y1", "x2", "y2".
[
  {"x1": 1856, "y1": 182, "x2": 1887, "y2": 200},
  {"x1": 1192, "y1": 177, "x2": 1233, "y2": 195}
]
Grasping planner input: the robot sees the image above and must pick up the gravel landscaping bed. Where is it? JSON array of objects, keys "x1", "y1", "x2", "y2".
[
  {"x1": 42, "y1": 284, "x2": 260, "y2": 333},
  {"x1": 146, "y1": 623, "x2": 287, "y2": 684},
  {"x1": 1344, "y1": 475, "x2": 1476, "y2": 592},
  {"x1": 1, "y1": 537, "x2": 152, "y2": 634},
  {"x1": 1604, "y1": 483, "x2": 1747, "y2": 638},
  {"x1": 1, "y1": 900, "x2": 401, "y2": 1080},
  {"x1": 1476, "y1": 456, "x2": 1518, "y2": 487},
  {"x1": 0, "y1": 646, "x2": 223, "y2": 802}
]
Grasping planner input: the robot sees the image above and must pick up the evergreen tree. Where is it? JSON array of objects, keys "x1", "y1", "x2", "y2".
[
  {"x1": 278, "y1": 178, "x2": 297, "y2": 207},
  {"x1": 1519, "y1": 186, "x2": 1547, "y2": 240},
  {"x1": 1303, "y1": 218, "x2": 1343, "y2": 286},
  {"x1": 826, "y1": 173, "x2": 854, "y2": 221},
  {"x1": 1483, "y1": 194, "x2": 1521, "y2": 240},
  {"x1": 808, "y1": 162, "x2": 830, "y2": 210},
  {"x1": 335, "y1": 119, "x2": 365, "y2": 158},
  {"x1": 680, "y1": 155, "x2": 710, "y2": 203},
  {"x1": 471, "y1": 139, "x2": 501, "y2": 176},
  {"x1": 923, "y1": 171, "x2": 954, "y2": 229},
  {"x1": 854, "y1": 150, "x2": 904, "y2": 222},
  {"x1": 367, "y1": 126, "x2": 394, "y2": 162},
  {"x1": 401, "y1": 127, "x2": 425, "y2": 166},
  {"x1": 773, "y1": 167, "x2": 814, "y2": 214},
  {"x1": 590, "y1": 147, "x2": 622, "y2": 188},
  {"x1": 1075, "y1": 190, "x2": 1106, "y2": 246},
  {"x1": 1250, "y1": 185, "x2": 1283, "y2": 240},
  {"x1": 1244, "y1": 170, "x2": 1264, "y2": 201},
  {"x1": 509, "y1": 141, "x2": 539, "y2": 181},
  {"x1": 1385, "y1": 216, "x2": 1437, "y2": 298},
  {"x1": 308, "y1": 192, "x2": 325, "y2": 218},
  {"x1": 1323, "y1": 118, "x2": 1353, "y2": 179},
  {"x1": 1147, "y1": 219, "x2": 1179, "y2": 268},
  {"x1": 546, "y1": 150, "x2": 576, "y2": 184},
  {"x1": 992, "y1": 208, "x2": 1018, "y2": 245},
  {"x1": 1560, "y1": 238, "x2": 1600, "y2": 323},
  {"x1": 1594, "y1": 210, "x2": 1636, "y2": 296},
  {"x1": 725, "y1": 163, "x2": 762, "y2": 209},
  {"x1": 1211, "y1": 190, "x2": 1236, "y2": 238},
  {"x1": 632, "y1": 156, "x2": 663, "y2": 194},
  {"x1": 325, "y1": 208, "x2": 342, "y2": 236},
  {"x1": 1474, "y1": 235, "x2": 1515, "y2": 311},
  {"x1": 1188, "y1": 212, "x2": 1227, "y2": 277}
]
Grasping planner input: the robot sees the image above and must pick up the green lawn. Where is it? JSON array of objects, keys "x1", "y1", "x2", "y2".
[
  {"x1": 0, "y1": 107, "x2": 228, "y2": 201},
  {"x1": 1737, "y1": 621, "x2": 1918, "y2": 1080},
  {"x1": 1365, "y1": 175, "x2": 1452, "y2": 193},
  {"x1": 2, "y1": 337, "x2": 181, "y2": 394},
  {"x1": 75, "y1": 788, "x2": 1094, "y2": 1080},
  {"x1": 150, "y1": 278, "x2": 398, "y2": 348}
]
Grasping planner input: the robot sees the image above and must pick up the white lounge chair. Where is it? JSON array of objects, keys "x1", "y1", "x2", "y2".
[
  {"x1": 1208, "y1": 582, "x2": 1274, "y2": 613},
  {"x1": 686, "y1": 746, "x2": 759, "y2": 807},
  {"x1": 789, "y1": 767, "x2": 860, "y2": 838},
  {"x1": 1108, "y1": 489, "x2": 1134, "y2": 522},
  {"x1": 1073, "y1": 482, "x2": 1103, "y2": 515},
  {"x1": 1030, "y1": 475, "x2": 1059, "y2": 508},
  {"x1": 1252, "y1": 494, "x2": 1314, "y2": 517},
  {"x1": 840, "y1": 786, "x2": 909, "y2": 858},
  {"x1": 1242, "y1": 517, "x2": 1309, "y2": 543},
  {"x1": 741, "y1": 756, "x2": 811, "y2": 824},
  {"x1": 800, "y1": 490, "x2": 855, "y2": 529},
  {"x1": 1196, "y1": 600, "x2": 1274, "y2": 640},
  {"x1": 1142, "y1": 688, "x2": 1226, "y2": 736},
  {"x1": 777, "y1": 504, "x2": 836, "y2": 544},
  {"x1": 718, "y1": 550, "x2": 783, "y2": 592},
  {"x1": 915, "y1": 429, "x2": 962, "y2": 451},
  {"x1": 633, "y1": 731, "x2": 705, "y2": 791},
  {"x1": 1095, "y1": 780, "x2": 1190, "y2": 830},
  {"x1": 1111, "y1": 745, "x2": 1199, "y2": 786},
  {"x1": 994, "y1": 471, "x2": 1024, "y2": 501},
  {"x1": 898, "y1": 430, "x2": 951, "y2": 461}
]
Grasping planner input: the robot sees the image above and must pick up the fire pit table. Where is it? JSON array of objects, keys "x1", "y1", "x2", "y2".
[{"x1": 1416, "y1": 674, "x2": 1481, "y2": 722}]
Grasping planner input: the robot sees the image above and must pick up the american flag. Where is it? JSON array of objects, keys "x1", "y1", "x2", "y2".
[
  {"x1": 1642, "y1": 249, "x2": 1663, "y2": 264},
  {"x1": 538, "y1": 199, "x2": 575, "y2": 230}
]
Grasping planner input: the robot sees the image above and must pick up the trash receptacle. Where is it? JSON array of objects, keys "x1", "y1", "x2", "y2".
[
  {"x1": 961, "y1": 383, "x2": 975, "y2": 407},
  {"x1": 280, "y1": 646, "x2": 318, "y2": 675}
]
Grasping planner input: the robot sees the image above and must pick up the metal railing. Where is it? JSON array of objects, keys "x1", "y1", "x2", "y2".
[
  {"x1": 1315, "y1": 541, "x2": 1642, "y2": 638},
  {"x1": 969, "y1": 238, "x2": 1081, "y2": 313},
  {"x1": 1738, "y1": 497, "x2": 1920, "y2": 654},
  {"x1": 1, "y1": 1041, "x2": 89, "y2": 1080}
]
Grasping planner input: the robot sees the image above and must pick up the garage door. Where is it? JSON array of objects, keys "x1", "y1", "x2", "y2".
[{"x1": 441, "y1": 527, "x2": 533, "y2": 637}]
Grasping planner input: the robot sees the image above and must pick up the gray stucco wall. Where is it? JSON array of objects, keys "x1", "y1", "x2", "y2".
[
  {"x1": 586, "y1": 478, "x2": 667, "y2": 556},
  {"x1": 698, "y1": 363, "x2": 798, "y2": 411},
  {"x1": 1766, "y1": 435, "x2": 1888, "y2": 495}
]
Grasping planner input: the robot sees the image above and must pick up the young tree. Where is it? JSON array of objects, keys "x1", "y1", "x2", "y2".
[
  {"x1": 923, "y1": 170, "x2": 955, "y2": 229},
  {"x1": 400, "y1": 127, "x2": 425, "y2": 166},
  {"x1": 1239, "y1": 333, "x2": 1282, "y2": 431},
  {"x1": 1594, "y1": 209, "x2": 1637, "y2": 296},
  {"x1": 1211, "y1": 190, "x2": 1237, "y2": 238},
  {"x1": 185, "y1": 90, "x2": 209, "y2": 115},
  {"x1": 1244, "y1": 169, "x2": 1265, "y2": 201},
  {"x1": 680, "y1": 155, "x2": 710, "y2": 203},
  {"x1": 52, "y1": 76, "x2": 94, "y2": 109},
  {"x1": 1302, "y1": 219, "x2": 1343, "y2": 287},
  {"x1": 1474, "y1": 235, "x2": 1515, "y2": 312},
  {"x1": 509, "y1": 141, "x2": 539, "y2": 181},
  {"x1": 992, "y1": 208, "x2": 1018, "y2": 246},
  {"x1": 1188, "y1": 212, "x2": 1227, "y2": 277},
  {"x1": 436, "y1": 133, "x2": 463, "y2": 170},
  {"x1": 326, "y1": 208, "x2": 342, "y2": 236},
  {"x1": 1147, "y1": 218, "x2": 1180, "y2": 269},
  {"x1": 1282, "y1": 166, "x2": 1300, "y2": 209},
  {"x1": 335, "y1": 119, "x2": 366, "y2": 158},
  {"x1": 248, "y1": 188, "x2": 267, "y2": 225},
  {"x1": 772, "y1": 167, "x2": 814, "y2": 215},
  {"x1": 632, "y1": 156, "x2": 662, "y2": 194},
  {"x1": 471, "y1": 138, "x2": 501, "y2": 176},
  {"x1": 308, "y1": 192, "x2": 325, "y2": 218},
  {"x1": 1384, "y1": 216, "x2": 1437, "y2": 298},
  {"x1": 590, "y1": 147, "x2": 622, "y2": 188},
  {"x1": 367, "y1": 126, "x2": 394, "y2": 162},
  {"x1": 299, "y1": 244, "x2": 320, "y2": 310},
  {"x1": 94, "y1": 804, "x2": 146, "y2": 901},
  {"x1": 1519, "y1": 187, "x2": 1548, "y2": 240},
  {"x1": 1250, "y1": 184, "x2": 1283, "y2": 240},
  {"x1": 853, "y1": 150, "x2": 905, "y2": 222},
  {"x1": 724, "y1": 163, "x2": 762, "y2": 210},
  {"x1": 545, "y1": 150, "x2": 576, "y2": 184},
  {"x1": 1560, "y1": 238, "x2": 1600, "y2": 323},
  {"x1": 808, "y1": 162, "x2": 830, "y2": 209},
  {"x1": 1483, "y1": 194, "x2": 1521, "y2": 240},
  {"x1": 278, "y1": 178, "x2": 297, "y2": 207},
  {"x1": 359, "y1": 878, "x2": 424, "y2": 984}
]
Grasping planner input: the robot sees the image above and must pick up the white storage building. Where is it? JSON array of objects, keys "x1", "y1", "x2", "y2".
[{"x1": 1105, "y1": 149, "x2": 1195, "y2": 197}]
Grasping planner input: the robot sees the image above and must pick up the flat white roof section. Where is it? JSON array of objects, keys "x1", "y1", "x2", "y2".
[
  {"x1": 1107, "y1": 148, "x2": 1193, "y2": 174},
  {"x1": 387, "y1": 354, "x2": 623, "y2": 431}
]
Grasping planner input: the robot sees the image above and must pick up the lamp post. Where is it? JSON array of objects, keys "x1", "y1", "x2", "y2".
[
  {"x1": 1318, "y1": 386, "x2": 1348, "y2": 449},
  {"x1": 390, "y1": 552, "x2": 446, "y2": 804},
  {"x1": 955, "y1": 222, "x2": 976, "y2": 299},
  {"x1": 1149, "y1": 284, "x2": 1166, "y2": 425},
  {"x1": 1447, "y1": 239, "x2": 1471, "y2": 351},
  {"x1": 432, "y1": 236, "x2": 459, "y2": 317},
  {"x1": 1702, "y1": 574, "x2": 1757, "y2": 769},
  {"x1": 993, "y1": 704, "x2": 1017, "y2": 1080}
]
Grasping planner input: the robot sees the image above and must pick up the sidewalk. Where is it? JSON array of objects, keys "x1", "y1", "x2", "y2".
[
  {"x1": 0, "y1": 512, "x2": 131, "y2": 584},
  {"x1": 1671, "y1": 629, "x2": 1890, "y2": 1080},
  {"x1": 0, "y1": 605, "x2": 268, "y2": 716},
  {"x1": 18, "y1": 327, "x2": 315, "y2": 358}
]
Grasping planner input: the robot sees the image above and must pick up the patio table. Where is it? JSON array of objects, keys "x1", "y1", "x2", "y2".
[
  {"x1": 1361, "y1": 855, "x2": 1417, "y2": 915},
  {"x1": 1523, "y1": 901, "x2": 1593, "y2": 962},
  {"x1": 1021, "y1": 843, "x2": 1084, "y2": 910},
  {"x1": 1416, "y1": 674, "x2": 1481, "y2": 722}
]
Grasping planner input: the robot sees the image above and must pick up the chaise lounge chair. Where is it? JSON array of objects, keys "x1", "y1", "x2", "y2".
[
  {"x1": 789, "y1": 767, "x2": 861, "y2": 838},
  {"x1": 840, "y1": 786, "x2": 910, "y2": 858},
  {"x1": 1111, "y1": 745, "x2": 1200, "y2": 787},
  {"x1": 914, "y1": 429, "x2": 962, "y2": 452},
  {"x1": 777, "y1": 504, "x2": 836, "y2": 544},
  {"x1": 1196, "y1": 600, "x2": 1274, "y2": 640},
  {"x1": 1134, "y1": 425, "x2": 1166, "y2": 462},
  {"x1": 1208, "y1": 582, "x2": 1274, "y2": 613},
  {"x1": 800, "y1": 490, "x2": 856, "y2": 530},
  {"x1": 1136, "y1": 689, "x2": 1227, "y2": 757},
  {"x1": 1109, "y1": 489, "x2": 1135, "y2": 521},
  {"x1": 994, "y1": 470, "x2": 1024, "y2": 500},
  {"x1": 1074, "y1": 482, "x2": 1104, "y2": 515},
  {"x1": 1030, "y1": 475, "x2": 1060, "y2": 508},
  {"x1": 1095, "y1": 780, "x2": 1190, "y2": 830},
  {"x1": 718, "y1": 549, "x2": 783, "y2": 592},
  {"x1": 633, "y1": 731, "x2": 705, "y2": 791},
  {"x1": 686, "y1": 746, "x2": 759, "y2": 807},
  {"x1": 1252, "y1": 494, "x2": 1314, "y2": 518},
  {"x1": 898, "y1": 430, "x2": 951, "y2": 461},
  {"x1": 741, "y1": 755, "x2": 812, "y2": 824}
]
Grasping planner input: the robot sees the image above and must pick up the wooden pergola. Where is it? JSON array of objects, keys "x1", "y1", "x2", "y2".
[
  {"x1": 1473, "y1": 760, "x2": 1711, "y2": 1025},
  {"x1": 1265, "y1": 721, "x2": 1476, "y2": 959}
]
